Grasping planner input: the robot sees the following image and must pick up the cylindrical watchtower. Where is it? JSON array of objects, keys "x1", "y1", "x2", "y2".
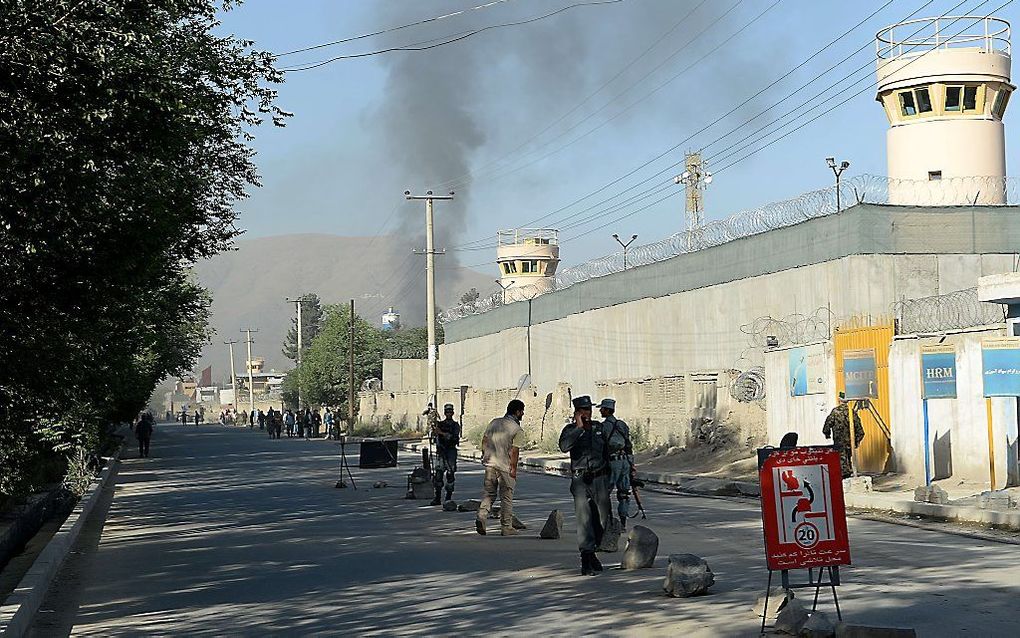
[
  {"x1": 496, "y1": 228, "x2": 559, "y2": 300},
  {"x1": 876, "y1": 16, "x2": 1013, "y2": 204}
]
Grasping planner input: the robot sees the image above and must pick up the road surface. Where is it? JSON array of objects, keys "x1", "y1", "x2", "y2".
[{"x1": 28, "y1": 424, "x2": 1020, "y2": 636}]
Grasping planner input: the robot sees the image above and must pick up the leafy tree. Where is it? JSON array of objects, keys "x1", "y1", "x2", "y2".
[
  {"x1": 459, "y1": 288, "x2": 480, "y2": 305},
  {"x1": 284, "y1": 305, "x2": 385, "y2": 417},
  {"x1": 282, "y1": 292, "x2": 324, "y2": 361},
  {"x1": 0, "y1": 0, "x2": 286, "y2": 498},
  {"x1": 383, "y1": 324, "x2": 444, "y2": 359}
]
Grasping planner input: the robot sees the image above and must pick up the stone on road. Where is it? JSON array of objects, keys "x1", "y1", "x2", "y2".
[
  {"x1": 621, "y1": 525, "x2": 659, "y2": 569},
  {"x1": 662, "y1": 553, "x2": 715, "y2": 598},
  {"x1": 28, "y1": 425, "x2": 1020, "y2": 636}
]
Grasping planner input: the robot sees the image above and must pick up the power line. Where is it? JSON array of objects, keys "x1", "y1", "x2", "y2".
[
  {"x1": 281, "y1": 0, "x2": 627, "y2": 71},
  {"x1": 453, "y1": 0, "x2": 935, "y2": 250},
  {"x1": 432, "y1": 0, "x2": 716, "y2": 190},
  {"x1": 277, "y1": 0, "x2": 514, "y2": 57}
]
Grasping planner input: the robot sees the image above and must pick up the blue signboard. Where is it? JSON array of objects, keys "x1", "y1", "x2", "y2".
[
  {"x1": 789, "y1": 347, "x2": 807, "y2": 396},
  {"x1": 843, "y1": 348, "x2": 878, "y2": 399},
  {"x1": 920, "y1": 347, "x2": 957, "y2": 399},
  {"x1": 981, "y1": 338, "x2": 1020, "y2": 397}
]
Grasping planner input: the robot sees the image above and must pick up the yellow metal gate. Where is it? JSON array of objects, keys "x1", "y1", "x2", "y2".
[{"x1": 834, "y1": 319, "x2": 894, "y2": 474}]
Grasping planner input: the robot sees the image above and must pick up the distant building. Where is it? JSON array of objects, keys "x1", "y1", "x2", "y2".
[{"x1": 382, "y1": 307, "x2": 400, "y2": 331}]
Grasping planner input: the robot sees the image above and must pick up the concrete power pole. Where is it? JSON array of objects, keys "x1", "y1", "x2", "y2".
[
  {"x1": 674, "y1": 152, "x2": 712, "y2": 250},
  {"x1": 348, "y1": 298, "x2": 356, "y2": 428},
  {"x1": 240, "y1": 327, "x2": 258, "y2": 415},
  {"x1": 223, "y1": 339, "x2": 239, "y2": 410},
  {"x1": 285, "y1": 296, "x2": 310, "y2": 410},
  {"x1": 405, "y1": 190, "x2": 454, "y2": 409}
]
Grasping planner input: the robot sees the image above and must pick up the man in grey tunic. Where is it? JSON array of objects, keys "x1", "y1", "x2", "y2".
[{"x1": 559, "y1": 395, "x2": 612, "y2": 576}]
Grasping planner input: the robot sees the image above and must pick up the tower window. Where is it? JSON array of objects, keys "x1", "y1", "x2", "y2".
[
  {"x1": 915, "y1": 88, "x2": 932, "y2": 113},
  {"x1": 963, "y1": 86, "x2": 977, "y2": 111},
  {"x1": 899, "y1": 91, "x2": 917, "y2": 116},
  {"x1": 502, "y1": 261, "x2": 517, "y2": 274},
  {"x1": 993, "y1": 89, "x2": 1010, "y2": 119},
  {"x1": 945, "y1": 86, "x2": 961, "y2": 112},
  {"x1": 928, "y1": 171, "x2": 942, "y2": 181}
]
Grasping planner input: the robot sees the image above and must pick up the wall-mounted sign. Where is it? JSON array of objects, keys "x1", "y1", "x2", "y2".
[
  {"x1": 920, "y1": 345, "x2": 957, "y2": 399},
  {"x1": 789, "y1": 344, "x2": 826, "y2": 397},
  {"x1": 843, "y1": 348, "x2": 878, "y2": 399},
  {"x1": 981, "y1": 337, "x2": 1020, "y2": 397},
  {"x1": 758, "y1": 446, "x2": 851, "y2": 571}
]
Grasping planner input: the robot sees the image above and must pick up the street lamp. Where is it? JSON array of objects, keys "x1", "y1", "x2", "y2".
[
  {"x1": 612, "y1": 233, "x2": 638, "y2": 269},
  {"x1": 495, "y1": 279, "x2": 515, "y2": 305},
  {"x1": 825, "y1": 157, "x2": 851, "y2": 212}
]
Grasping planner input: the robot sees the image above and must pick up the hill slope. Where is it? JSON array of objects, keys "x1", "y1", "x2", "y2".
[{"x1": 191, "y1": 233, "x2": 492, "y2": 383}]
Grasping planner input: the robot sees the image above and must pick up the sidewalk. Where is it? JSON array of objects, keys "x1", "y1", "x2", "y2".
[{"x1": 402, "y1": 440, "x2": 1020, "y2": 530}]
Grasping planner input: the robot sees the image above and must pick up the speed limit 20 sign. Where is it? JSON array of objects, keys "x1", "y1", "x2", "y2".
[{"x1": 758, "y1": 445, "x2": 851, "y2": 571}]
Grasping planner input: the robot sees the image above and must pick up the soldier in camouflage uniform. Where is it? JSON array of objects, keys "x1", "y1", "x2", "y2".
[
  {"x1": 823, "y1": 394, "x2": 865, "y2": 478},
  {"x1": 430, "y1": 404, "x2": 461, "y2": 505}
]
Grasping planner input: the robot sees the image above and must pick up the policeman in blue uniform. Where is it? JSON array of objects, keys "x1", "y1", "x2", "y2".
[
  {"x1": 599, "y1": 398, "x2": 633, "y2": 528},
  {"x1": 559, "y1": 395, "x2": 612, "y2": 576}
]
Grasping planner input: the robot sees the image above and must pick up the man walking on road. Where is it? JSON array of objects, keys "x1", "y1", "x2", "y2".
[
  {"x1": 136, "y1": 412, "x2": 154, "y2": 458},
  {"x1": 430, "y1": 403, "x2": 461, "y2": 506},
  {"x1": 560, "y1": 395, "x2": 612, "y2": 576},
  {"x1": 476, "y1": 400, "x2": 524, "y2": 536},
  {"x1": 599, "y1": 398, "x2": 633, "y2": 528}
]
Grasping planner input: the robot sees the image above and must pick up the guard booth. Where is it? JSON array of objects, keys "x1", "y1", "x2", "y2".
[{"x1": 833, "y1": 319, "x2": 894, "y2": 473}]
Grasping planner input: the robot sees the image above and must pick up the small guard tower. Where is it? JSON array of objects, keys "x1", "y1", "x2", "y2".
[
  {"x1": 876, "y1": 16, "x2": 1013, "y2": 204},
  {"x1": 496, "y1": 229, "x2": 560, "y2": 298}
]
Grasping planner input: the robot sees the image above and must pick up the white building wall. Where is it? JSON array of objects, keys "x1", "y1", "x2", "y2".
[
  {"x1": 889, "y1": 328, "x2": 1020, "y2": 488},
  {"x1": 764, "y1": 342, "x2": 838, "y2": 448}
]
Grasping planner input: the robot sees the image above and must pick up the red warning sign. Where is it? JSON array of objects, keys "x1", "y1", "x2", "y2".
[{"x1": 758, "y1": 446, "x2": 851, "y2": 571}]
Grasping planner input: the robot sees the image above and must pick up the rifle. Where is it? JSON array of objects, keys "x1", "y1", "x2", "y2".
[{"x1": 629, "y1": 462, "x2": 648, "y2": 519}]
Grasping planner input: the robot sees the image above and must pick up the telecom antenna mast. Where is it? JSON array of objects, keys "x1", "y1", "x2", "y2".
[{"x1": 674, "y1": 151, "x2": 712, "y2": 250}]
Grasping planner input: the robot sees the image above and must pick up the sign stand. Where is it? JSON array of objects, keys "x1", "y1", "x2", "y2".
[
  {"x1": 757, "y1": 445, "x2": 852, "y2": 635},
  {"x1": 759, "y1": 567, "x2": 843, "y2": 635}
]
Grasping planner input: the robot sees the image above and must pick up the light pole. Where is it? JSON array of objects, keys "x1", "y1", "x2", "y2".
[
  {"x1": 223, "y1": 339, "x2": 238, "y2": 411},
  {"x1": 405, "y1": 189, "x2": 454, "y2": 410},
  {"x1": 285, "y1": 296, "x2": 313, "y2": 410},
  {"x1": 495, "y1": 279, "x2": 515, "y2": 305},
  {"x1": 612, "y1": 233, "x2": 638, "y2": 269},
  {"x1": 240, "y1": 327, "x2": 258, "y2": 415},
  {"x1": 826, "y1": 156, "x2": 851, "y2": 212}
]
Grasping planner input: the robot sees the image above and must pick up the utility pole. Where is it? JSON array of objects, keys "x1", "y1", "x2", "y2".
[
  {"x1": 240, "y1": 327, "x2": 258, "y2": 415},
  {"x1": 612, "y1": 233, "x2": 638, "y2": 269},
  {"x1": 405, "y1": 189, "x2": 454, "y2": 410},
  {"x1": 223, "y1": 339, "x2": 238, "y2": 410},
  {"x1": 674, "y1": 151, "x2": 712, "y2": 251},
  {"x1": 825, "y1": 156, "x2": 851, "y2": 211},
  {"x1": 348, "y1": 298, "x2": 356, "y2": 429},
  {"x1": 285, "y1": 296, "x2": 311, "y2": 410}
]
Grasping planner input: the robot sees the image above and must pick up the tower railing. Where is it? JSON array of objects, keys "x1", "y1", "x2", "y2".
[
  {"x1": 497, "y1": 228, "x2": 559, "y2": 246},
  {"x1": 877, "y1": 16, "x2": 1010, "y2": 59}
]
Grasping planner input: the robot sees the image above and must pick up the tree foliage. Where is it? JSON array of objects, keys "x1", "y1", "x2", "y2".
[
  {"x1": 282, "y1": 292, "x2": 323, "y2": 361},
  {"x1": 282, "y1": 304, "x2": 385, "y2": 416},
  {"x1": 0, "y1": 0, "x2": 286, "y2": 498}
]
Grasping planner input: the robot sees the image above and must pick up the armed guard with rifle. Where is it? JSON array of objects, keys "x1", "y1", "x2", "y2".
[
  {"x1": 598, "y1": 398, "x2": 634, "y2": 528},
  {"x1": 430, "y1": 403, "x2": 461, "y2": 505}
]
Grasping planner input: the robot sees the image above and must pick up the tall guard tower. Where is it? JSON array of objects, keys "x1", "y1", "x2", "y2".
[
  {"x1": 496, "y1": 228, "x2": 560, "y2": 300},
  {"x1": 876, "y1": 16, "x2": 1013, "y2": 204}
]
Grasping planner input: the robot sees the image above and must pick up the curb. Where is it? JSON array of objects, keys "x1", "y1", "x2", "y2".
[
  {"x1": 844, "y1": 492, "x2": 1020, "y2": 529},
  {"x1": 0, "y1": 448, "x2": 121, "y2": 638},
  {"x1": 399, "y1": 441, "x2": 1019, "y2": 530}
]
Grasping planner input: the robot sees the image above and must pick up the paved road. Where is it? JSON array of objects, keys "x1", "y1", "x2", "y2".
[{"x1": 29, "y1": 424, "x2": 1020, "y2": 636}]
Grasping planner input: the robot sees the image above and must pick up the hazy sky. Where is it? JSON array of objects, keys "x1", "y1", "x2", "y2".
[{"x1": 217, "y1": 0, "x2": 1020, "y2": 281}]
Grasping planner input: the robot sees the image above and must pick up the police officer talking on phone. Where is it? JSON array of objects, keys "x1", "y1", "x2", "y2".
[{"x1": 558, "y1": 395, "x2": 613, "y2": 576}]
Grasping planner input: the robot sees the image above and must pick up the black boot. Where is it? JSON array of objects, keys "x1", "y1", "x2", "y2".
[
  {"x1": 445, "y1": 488, "x2": 453, "y2": 502},
  {"x1": 589, "y1": 552, "x2": 604, "y2": 573},
  {"x1": 430, "y1": 490, "x2": 442, "y2": 506},
  {"x1": 580, "y1": 552, "x2": 593, "y2": 576}
]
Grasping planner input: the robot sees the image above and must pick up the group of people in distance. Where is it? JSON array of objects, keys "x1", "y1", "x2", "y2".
[{"x1": 426, "y1": 395, "x2": 636, "y2": 576}]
